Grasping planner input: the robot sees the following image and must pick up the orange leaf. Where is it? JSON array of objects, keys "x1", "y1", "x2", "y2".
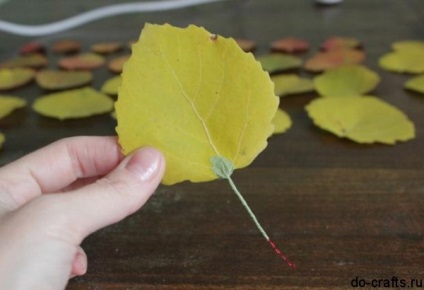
[
  {"x1": 51, "y1": 40, "x2": 81, "y2": 54},
  {"x1": 59, "y1": 53, "x2": 105, "y2": 70},
  {"x1": 270, "y1": 37, "x2": 309, "y2": 53},
  {"x1": 304, "y1": 49, "x2": 365, "y2": 72},
  {"x1": 321, "y1": 36, "x2": 361, "y2": 51},
  {"x1": 234, "y1": 38, "x2": 257, "y2": 52}
]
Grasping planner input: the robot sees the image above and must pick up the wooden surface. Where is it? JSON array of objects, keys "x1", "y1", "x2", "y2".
[{"x1": 0, "y1": 0, "x2": 423, "y2": 289}]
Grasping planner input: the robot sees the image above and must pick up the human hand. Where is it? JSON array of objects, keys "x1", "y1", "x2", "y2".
[{"x1": 0, "y1": 136, "x2": 165, "y2": 290}]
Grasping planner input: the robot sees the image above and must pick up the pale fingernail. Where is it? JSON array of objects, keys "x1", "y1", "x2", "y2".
[{"x1": 125, "y1": 147, "x2": 162, "y2": 182}]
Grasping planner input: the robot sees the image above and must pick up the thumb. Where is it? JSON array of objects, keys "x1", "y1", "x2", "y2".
[{"x1": 65, "y1": 146, "x2": 165, "y2": 241}]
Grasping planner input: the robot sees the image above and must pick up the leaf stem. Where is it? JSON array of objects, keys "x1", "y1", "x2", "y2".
[
  {"x1": 227, "y1": 176, "x2": 269, "y2": 240},
  {"x1": 226, "y1": 176, "x2": 296, "y2": 269}
]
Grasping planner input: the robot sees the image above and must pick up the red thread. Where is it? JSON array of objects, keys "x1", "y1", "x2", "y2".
[{"x1": 267, "y1": 239, "x2": 296, "y2": 269}]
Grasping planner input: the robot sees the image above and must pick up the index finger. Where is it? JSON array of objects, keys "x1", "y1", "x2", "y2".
[{"x1": 0, "y1": 136, "x2": 123, "y2": 212}]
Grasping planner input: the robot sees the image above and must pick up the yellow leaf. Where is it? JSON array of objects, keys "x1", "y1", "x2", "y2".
[
  {"x1": 0, "y1": 53, "x2": 47, "y2": 69},
  {"x1": 272, "y1": 108, "x2": 292, "y2": 135},
  {"x1": 0, "y1": 95, "x2": 26, "y2": 119},
  {"x1": 392, "y1": 40, "x2": 424, "y2": 53},
  {"x1": 271, "y1": 74, "x2": 314, "y2": 96},
  {"x1": 0, "y1": 132, "x2": 4, "y2": 148},
  {"x1": 257, "y1": 53, "x2": 302, "y2": 73},
  {"x1": 0, "y1": 68, "x2": 35, "y2": 90},
  {"x1": 404, "y1": 74, "x2": 424, "y2": 94},
  {"x1": 379, "y1": 50, "x2": 424, "y2": 74},
  {"x1": 32, "y1": 87, "x2": 114, "y2": 120},
  {"x1": 314, "y1": 65, "x2": 380, "y2": 97},
  {"x1": 305, "y1": 96, "x2": 415, "y2": 144},
  {"x1": 101, "y1": 76, "x2": 121, "y2": 95},
  {"x1": 35, "y1": 70, "x2": 92, "y2": 90},
  {"x1": 116, "y1": 24, "x2": 278, "y2": 185}
]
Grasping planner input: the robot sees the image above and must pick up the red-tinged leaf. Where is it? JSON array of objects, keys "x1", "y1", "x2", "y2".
[
  {"x1": 20, "y1": 42, "x2": 45, "y2": 55},
  {"x1": 234, "y1": 38, "x2": 257, "y2": 52},
  {"x1": 0, "y1": 68, "x2": 35, "y2": 90},
  {"x1": 59, "y1": 53, "x2": 105, "y2": 70},
  {"x1": 108, "y1": 55, "x2": 130, "y2": 73},
  {"x1": 0, "y1": 53, "x2": 48, "y2": 69},
  {"x1": 91, "y1": 42, "x2": 123, "y2": 54},
  {"x1": 321, "y1": 36, "x2": 361, "y2": 51},
  {"x1": 270, "y1": 37, "x2": 309, "y2": 53},
  {"x1": 304, "y1": 49, "x2": 365, "y2": 72},
  {"x1": 51, "y1": 40, "x2": 81, "y2": 54}
]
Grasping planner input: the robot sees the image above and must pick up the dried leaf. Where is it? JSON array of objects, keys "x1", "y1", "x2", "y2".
[
  {"x1": 20, "y1": 41, "x2": 45, "y2": 55},
  {"x1": 0, "y1": 68, "x2": 35, "y2": 90},
  {"x1": 379, "y1": 50, "x2": 424, "y2": 74},
  {"x1": 101, "y1": 76, "x2": 121, "y2": 95},
  {"x1": 32, "y1": 87, "x2": 114, "y2": 120},
  {"x1": 272, "y1": 108, "x2": 292, "y2": 135},
  {"x1": 0, "y1": 132, "x2": 4, "y2": 148},
  {"x1": 91, "y1": 42, "x2": 123, "y2": 54},
  {"x1": 321, "y1": 36, "x2": 361, "y2": 51},
  {"x1": 0, "y1": 95, "x2": 27, "y2": 119},
  {"x1": 271, "y1": 74, "x2": 314, "y2": 96},
  {"x1": 306, "y1": 96, "x2": 415, "y2": 144},
  {"x1": 116, "y1": 24, "x2": 278, "y2": 185},
  {"x1": 392, "y1": 40, "x2": 424, "y2": 53},
  {"x1": 270, "y1": 37, "x2": 309, "y2": 53},
  {"x1": 51, "y1": 40, "x2": 81, "y2": 54},
  {"x1": 314, "y1": 65, "x2": 380, "y2": 97},
  {"x1": 234, "y1": 38, "x2": 257, "y2": 52},
  {"x1": 0, "y1": 53, "x2": 47, "y2": 69},
  {"x1": 59, "y1": 53, "x2": 105, "y2": 70},
  {"x1": 404, "y1": 74, "x2": 424, "y2": 94},
  {"x1": 304, "y1": 49, "x2": 365, "y2": 72},
  {"x1": 258, "y1": 54, "x2": 302, "y2": 73},
  {"x1": 108, "y1": 55, "x2": 130, "y2": 73},
  {"x1": 36, "y1": 70, "x2": 92, "y2": 90}
]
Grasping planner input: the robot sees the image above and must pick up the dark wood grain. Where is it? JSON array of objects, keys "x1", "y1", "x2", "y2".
[{"x1": 0, "y1": 0, "x2": 423, "y2": 289}]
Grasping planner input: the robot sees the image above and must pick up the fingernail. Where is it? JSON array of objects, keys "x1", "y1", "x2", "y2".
[
  {"x1": 75, "y1": 251, "x2": 87, "y2": 275},
  {"x1": 125, "y1": 147, "x2": 162, "y2": 182}
]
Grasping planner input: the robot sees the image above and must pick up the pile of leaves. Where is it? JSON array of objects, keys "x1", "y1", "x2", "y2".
[
  {"x1": 252, "y1": 36, "x2": 418, "y2": 144},
  {"x1": 0, "y1": 32, "x2": 421, "y2": 149},
  {"x1": 0, "y1": 39, "x2": 130, "y2": 147}
]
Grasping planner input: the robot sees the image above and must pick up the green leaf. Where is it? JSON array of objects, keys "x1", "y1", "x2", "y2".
[
  {"x1": 271, "y1": 74, "x2": 314, "y2": 96},
  {"x1": 314, "y1": 65, "x2": 380, "y2": 97},
  {"x1": 101, "y1": 76, "x2": 121, "y2": 95},
  {"x1": 392, "y1": 40, "x2": 424, "y2": 53},
  {"x1": 0, "y1": 132, "x2": 4, "y2": 149},
  {"x1": 0, "y1": 68, "x2": 35, "y2": 91},
  {"x1": 35, "y1": 70, "x2": 92, "y2": 90},
  {"x1": 257, "y1": 54, "x2": 302, "y2": 73},
  {"x1": 272, "y1": 108, "x2": 292, "y2": 135},
  {"x1": 404, "y1": 74, "x2": 424, "y2": 94},
  {"x1": 0, "y1": 95, "x2": 27, "y2": 119},
  {"x1": 306, "y1": 96, "x2": 415, "y2": 144},
  {"x1": 0, "y1": 53, "x2": 47, "y2": 69},
  {"x1": 379, "y1": 50, "x2": 424, "y2": 74},
  {"x1": 32, "y1": 87, "x2": 114, "y2": 120}
]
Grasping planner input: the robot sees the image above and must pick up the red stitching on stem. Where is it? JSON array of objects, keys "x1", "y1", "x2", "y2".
[{"x1": 267, "y1": 239, "x2": 296, "y2": 269}]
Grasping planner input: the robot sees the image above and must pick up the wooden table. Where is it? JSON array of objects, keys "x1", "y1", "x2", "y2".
[{"x1": 0, "y1": 0, "x2": 423, "y2": 288}]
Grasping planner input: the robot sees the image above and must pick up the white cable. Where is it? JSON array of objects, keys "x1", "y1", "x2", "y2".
[{"x1": 0, "y1": 0, "x2": 226, "y2": 36}]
